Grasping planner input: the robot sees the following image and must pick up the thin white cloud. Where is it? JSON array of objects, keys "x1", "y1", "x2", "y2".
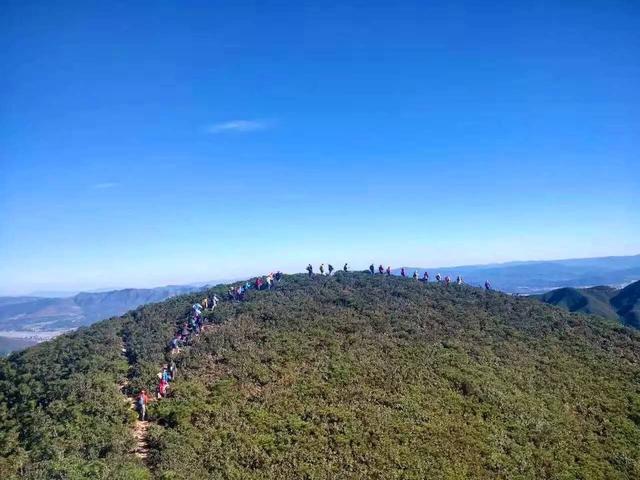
[
  {"x1": 206, "y1": 119, "x2": 271, "y2": 134},
  {"x1": 92, "y1": 182, "x2": 119, "y2": 189}
]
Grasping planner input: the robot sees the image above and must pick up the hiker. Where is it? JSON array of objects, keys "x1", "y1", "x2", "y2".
[
  {"x1": 202, "y1": 297, "x2": 209, "y2": 310},
  {"x1": 158, "y1": 378, "x2": 169, "y2": 398},
  {"x1": 378, "y1": 264, "x2": 384, "y2": 275},
  {"x1": 401, "y1": 267, "x2": 406, "y2": 278},
  {"x1": 422, "y1": 271, "x2": 429, "y2": 282},
  {"x1": 306, "y1": 264, "x2": 313, "y2": 277},
  {"x1": 456, "y1": 275, "x2": 463, "y2": 285},
  {"x1": 192, "y1": 303, "x2": 202, "y2": 314},
  {"x1": 136, "y1": 390, "x2": 149, "y2": 421},
  {"x1": 267, "y1": 273, "x2": 274, "y2": 289},
  {"x1": 435, "y1": 273, "x2": 441, "y2": 283},
  {"x1": 413, "y1": 270, "x2": 418, "y2": 280},
  {"x1": 256, "y1": 277, "x2": 264, "y2": 290},
  {"x1": 328, "y1": 264, "x2": 334, "y2": 275},
  {"x1": 161, "y1": 365, "x2": 171, "y2": 383},
  {"x1": 180, "y1": 322, "x2": 189, "y2": 337},
  {"x1": 170, "y1": 336, "x2": 180, "y2": 352},
  {"x1": 369, "y1": 264, "x2": 375, "y2": 275},
  {"x1": 485, "y1": 280, "x2": 491, "y2": 290},
  {"x1": 169, "y1": 360, "x2": 177, "y2": 380},
  {"x1": 386, "y1": 266, "x2": 391, "y2": 276},
  {"x1": 319, "y1": 264, "x2": 325, "y2": 275},
  {"x1": 212, "y1": 294, "x2": 219, "y2": 308},
  {"x1": 444, "y1": 276, "x2": 451, "y2": 287},
  {"x1": 275, "y1": 271, "x2": 283, "y2": 281},
  {"x1": 343, "y1": 263, "x2": 348, "y2": 272}
]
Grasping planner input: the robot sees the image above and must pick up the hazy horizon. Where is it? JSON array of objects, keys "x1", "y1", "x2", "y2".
[{"x1": 2, "y1": 252, "x2": 638, "y2": 297}]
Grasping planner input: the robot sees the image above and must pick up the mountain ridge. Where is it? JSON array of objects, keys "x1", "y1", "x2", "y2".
[
  {"x1": 536, "y1": 280, "x2": 640, "y2": 328},
  {"x1": 2, "y1": 254, "x2": 638, "y2": 350}
]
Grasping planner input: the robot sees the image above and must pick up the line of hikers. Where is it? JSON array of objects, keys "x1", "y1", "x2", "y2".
[
  {"x1": 305, "y1": 263, "x2": 491, "y2": 290},
  {"x1": 227, "y1": 271, "x2": 283, "y2": 301},
  {"x1": 136, "y1": 359, "x2": 182, "y2": 421},
  {"x1": 305, "y1": 263, "x2": 351, "y2": 276},
  {"x1": 136, "y1": 296, "x2": 218, "y2": 420},
  {"x1": 136, "y1": 271, "x2": 284, "y2": 421}
]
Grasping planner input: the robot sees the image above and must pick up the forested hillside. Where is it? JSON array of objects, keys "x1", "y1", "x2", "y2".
[
  {"x1": 537, "y1": 280, "x2": 640, "y2": 328},
  {"x1": 1, "y1": 273, "x2": 639, "y2": 479}
]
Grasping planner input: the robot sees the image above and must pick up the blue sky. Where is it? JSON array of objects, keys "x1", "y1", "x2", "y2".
[{"x1": 1, "y1": 1, "x2": 639, "y2": 295}]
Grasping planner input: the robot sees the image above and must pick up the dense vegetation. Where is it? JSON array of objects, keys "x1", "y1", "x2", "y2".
[
  {"x1": 1, "y1": 273, "x2": 639, "y2": 479},
  {"x1": 537, "y1": 280, "x2": 640, "y2": 328},
  {"x1": 0, "y1": 316, "x2": 141, "y2": 479},
  {"x1": 152, "y1": 274, "x2": 640, "y2": 479},
  {"x1": 0, "y1": 284, "x2": 228, "y2": 479}
]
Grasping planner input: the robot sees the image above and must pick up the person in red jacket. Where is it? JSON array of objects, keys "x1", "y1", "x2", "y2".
[
  {"x1": 158, "y1": 378, "x2": 169, "y2": 399},
  {"x1": 136, "y1": 390, "x2": 149, "y2": 421}
]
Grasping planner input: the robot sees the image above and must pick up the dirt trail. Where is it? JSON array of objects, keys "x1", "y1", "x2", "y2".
[
  {"x1": 132, "y1": 419, "x2": 150, "y2": 459},
  {"x1": 118, "y1": 314, "x2": 224, "y2": 462},
  {"x1": 120, "y1": 341, "x2": 151, "y2": 461}
]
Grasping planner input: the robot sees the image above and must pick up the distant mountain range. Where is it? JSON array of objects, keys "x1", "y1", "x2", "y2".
[
  {"x1": 0, "y1": 285, "x2": 204, "y2": 334},
  {"x1": 396, "y1": 254, "x2": 640, "y2": 294},
  {"x1": 536, "y1": 280, "x2": 640, "y2": 328}
]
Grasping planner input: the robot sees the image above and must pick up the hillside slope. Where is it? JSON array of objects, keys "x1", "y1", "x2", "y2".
[
  {"x1": 611, "y1": 281, "x2": 640, "y2": 329},
  {"x1": 537, "y1": 280, "x2": 640, "y2": 328},
  {"x1": 1, "y1": 273, "x2": 639, "y2": 479}
]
